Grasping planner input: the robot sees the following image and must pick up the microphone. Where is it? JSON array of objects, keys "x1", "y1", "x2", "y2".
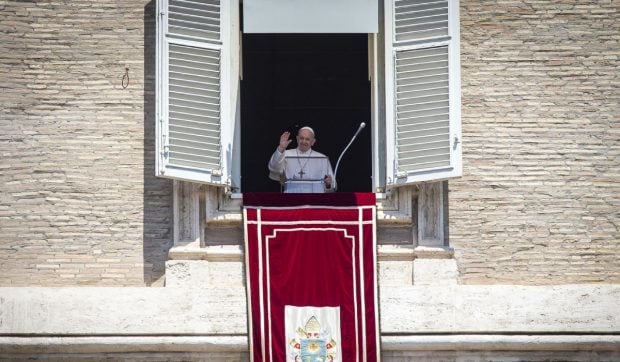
[{"x1": 334, "y1": 122, "x2": 366, "y2": 190}]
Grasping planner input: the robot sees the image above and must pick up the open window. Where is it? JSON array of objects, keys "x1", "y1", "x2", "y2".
[
  {"x1": 155, "y1": 0, "x2": 238, "y2": 186},
  {"x1": 240, "y1": 34, "x2": 372, "y2": 193},
  {"x1": 155, "y1": 0, "x2": 461, "y2": 192},
  {"x1": 384, "y1": 0, "x2": 462, "y2": 187}
]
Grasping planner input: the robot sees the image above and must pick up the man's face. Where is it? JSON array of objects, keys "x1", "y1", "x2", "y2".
[{"x1": 297, "y1": 129, "x2": 315, "y2": 152}]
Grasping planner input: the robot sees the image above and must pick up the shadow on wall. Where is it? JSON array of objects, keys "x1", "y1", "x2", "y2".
[{"x1": 143, "y1": 0, "x2": 173, "y2": 286}]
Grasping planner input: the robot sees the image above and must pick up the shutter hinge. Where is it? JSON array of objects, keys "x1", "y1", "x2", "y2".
[
  {"x1": 385, "y1": 179, "x2": 394, "y2": 196},
  {"x1": 160, "y1": 131, "x2": 169, "y2": 158},
  {"x1": 453, "y1": 135, "x2": 460, "y2": 149},
  {"x1": 159, "y1": 119, "x2": 169, "y2": 156},
  {"x1": 159, "y1": 141, "x2": 169, "y2": 175}
]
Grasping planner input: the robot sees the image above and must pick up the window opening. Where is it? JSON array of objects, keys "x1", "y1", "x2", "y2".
[{"x1": 240, "y1": 34, "x2": 372, "y2": 193}]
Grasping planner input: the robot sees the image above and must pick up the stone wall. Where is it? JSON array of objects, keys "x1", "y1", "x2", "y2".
[
  {"x1": 0, "y1": 0, "x2": 172, "y2": 286},
  {"x1": 452, "y1": 0, "x2": 620, "y2": 284},
  {"x1": 0, "y1": 0, "x2": 618, "y2": 287},
  {"x1": 1, "y1": 284, "x2": 619, "y2": 360},
  {"x1": 1, "y1": 1, "x2": 619, "y2": 360}
]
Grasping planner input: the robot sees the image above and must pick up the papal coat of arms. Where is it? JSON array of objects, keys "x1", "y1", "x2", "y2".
[{"x1": 288, "y1": 315, "x2": 338, "y2": 362}]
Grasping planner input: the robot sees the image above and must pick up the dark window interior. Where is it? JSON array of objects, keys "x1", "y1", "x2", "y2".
[{"x1": 240, "y1": 33, "x2": 372, "y2": 192}]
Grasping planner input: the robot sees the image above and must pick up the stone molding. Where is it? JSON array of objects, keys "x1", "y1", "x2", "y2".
[
  {"x1": 168, "y1": 244, "x2": 454, "y2": 261},
  {"x1": 1, "y1": 335, "x2": 618, "y2": 354}
]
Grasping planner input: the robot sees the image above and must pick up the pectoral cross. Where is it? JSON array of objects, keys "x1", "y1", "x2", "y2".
[{"x1": 298, "y1": 169, "x2": 305, "y2": 178}]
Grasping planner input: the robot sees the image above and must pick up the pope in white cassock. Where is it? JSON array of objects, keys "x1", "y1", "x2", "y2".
[{"x1": 268, "y1": 126, "x2": 335, "y2": 193}]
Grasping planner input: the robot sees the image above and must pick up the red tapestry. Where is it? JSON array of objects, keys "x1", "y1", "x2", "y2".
[{"x1": 243, "y1": 193, "x2": 380, "y2": 362}]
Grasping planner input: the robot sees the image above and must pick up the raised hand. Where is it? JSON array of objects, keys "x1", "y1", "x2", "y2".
[{"x1": 278, "y1": 131, "x2": 292, "y2": 152}]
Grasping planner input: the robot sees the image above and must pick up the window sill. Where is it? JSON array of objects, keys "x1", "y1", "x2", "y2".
[
  {"x1": 168, "y1": 243, "x2": 453, "y2": 261},
  {"x1": 205, "y1": 188, "x2": 416, "y2": 227}
]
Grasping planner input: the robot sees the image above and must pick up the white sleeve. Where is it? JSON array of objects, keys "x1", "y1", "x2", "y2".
[
  {"x1": 325, "y1": 158, "x2": 336, "y2": 192},
  {"x1": 327, "y1": 160, "x2": 334, "y2": 179},
  {"x1": 268, "y1": 148, "x2": 286, "y2": 181}
]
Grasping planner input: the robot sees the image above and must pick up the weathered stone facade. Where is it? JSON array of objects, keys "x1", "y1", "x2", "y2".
[
  {"x1": 454, "y1": 0, "x2": 619, "y2": 284},
  {"x1": 1, "y1": 0, "x2": 172, "y2": 286},
  {"x1": 1, "y1": 0, "x2": 618, "y2": 287},
  {"x1": 1, "y1": 0, "x2": 619, "y2": 360}
]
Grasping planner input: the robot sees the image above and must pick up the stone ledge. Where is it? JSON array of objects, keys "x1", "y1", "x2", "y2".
[
  {"x1": 0, "y1": 336, "x2": 246, "y2": 353},
  {"x1": 1, "y1": 335, "x2": 619, "y2": 354},
  {"x1": 1, "y1": 285, "x2": 618, "y2": 334},
  {"x1": 206, "y1": 190, "x2": 416, "y2": 226},
  {"x1": 168, "y1": 242, "x2": 243, "y2": 261},
  {"x1": 381, "y1": 334, "x2": 620, "y2": 351},
  {"x1": 413, "y1": 245, "x2": 454, "y2": 259},
  {"x1": 168, "y1": 244, "x2": 455, "y2": 261}
]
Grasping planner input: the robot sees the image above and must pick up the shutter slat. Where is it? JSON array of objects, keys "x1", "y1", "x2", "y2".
[
  {"x1": 172, "y1": 0, "x2": 220, "y2": 12},
  {"x1": 168, "y1": 27, "x2": 220, "y2": 41},
  {"x1": 169, "y1": 60, "x2": 219, "y2": 73},
  {"x1": 397, "y1": 83, "x2": 448, "y2": 94},
  {"x1": 398, "y1": 123, "x2": 449, "y2": 139},
  {"x1": 169, "y1": 99, "x2": 220, "y2": 111},
  {"x1": 399, "y1": 134, "x2": 449, "y2": 148},
  {"x1": 169, "y1": 73, "x2": 218, "y2": 84},
  {"x1": 169, "y1": 146, "x2": 220, "y2": 160},
  {"x1": 169, "y1": 49, "x2": 219, "y2": 64},
  {"x1": 169, "y1": 54, "x2": 220, "y2": 66},
  {"x1": 397, "y1": 118, "x2": 448, "y2": 131},
  {"x1": 395, "y1": 45, "x2": 450, "y2": 173},
  {"x1": 397, "y1": 69, "x2": 448, "y2": 80},
  {"x1": 170, "y1": 80, "x2": 219, "y2": 93},
  {"x1": 399, "y1": 147, "x2": 450, "y2": 160},
  {"x1": 157, "y1": 0, "x2": 230, "y2": 184},
  {"x1": 170, "y1": 129, "x2": 220, "y2": 142},
  {"x1": 397, "y1": 158, "x2": 450, "y2": 170},
  {"x1": 397, "y1": 101, "x2": 450, "y2": 114},
  {"x1": 168, "y1": 9, "x2": 220, "y2": 26},
  {"x1": 168, "y1": 158, "x2": 219, "y2": 170},
  {"x1": 170, "y1": 108, "x2": 219, "y2": 120},
  {"x1": 394, "y1": 0, "x2": 448, "y2": 43},
  {"x1": 397, "y1": 94, "x2": 449, "y2": 107},
  {"x1": 397, "y1": 88, "x2": 448, "y2": 101},
  {"x1": 395, "y1": 9, "x2": 446, "y2": 24},
  {"x1": 170, "y1": 124, "x2": 220, "y2": 136},
  {"x1": 169, "y1": 19, "x2": 219, "y2": 33},
  {"x1": 387, "y1": 0, "x2": 461, "y2": 182},
  {"x1": 169, "y1": 138, "x2": 220, "y2": 150},
  {"x1": 170, "y1": 129, "x2": 219, "y2": 142},
  {"x1": 169, "y1": 150, "x2": 220, "y2": 161},
  {"x1": 167, "y1": 42, "x2": 221, "y2": 171},
  {"x1": 170, "y1": 90, "x2": 219, "y2": 104},
  {"x1": 168, "y1": 0, "x2": 220, "y2": 41}
]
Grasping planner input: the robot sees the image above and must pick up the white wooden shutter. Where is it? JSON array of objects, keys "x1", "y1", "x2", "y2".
[
  {"x1": 385, "y1": 0, "x2": 462, "y2": 186},
  {"x1": 156, "y1": 0, "x2": 235, "y2": 185}
]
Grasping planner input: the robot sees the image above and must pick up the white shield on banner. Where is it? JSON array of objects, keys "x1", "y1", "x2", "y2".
[{"x1": 285, "y1": 305, "x2": 342, "y2": 362}]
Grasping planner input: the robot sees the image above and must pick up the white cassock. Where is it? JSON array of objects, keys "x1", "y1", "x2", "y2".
[{"x1": 268, "y1": 148, "x2": 335, "y2": 193}]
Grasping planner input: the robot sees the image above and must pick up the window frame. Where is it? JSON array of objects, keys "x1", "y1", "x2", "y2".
[
  {"x1": 156, "y1": 0, "x2": 240, "y2": 187},
  {"x1": 383, "y1": 0, "x2": 462, "y2": 187},
  {"x1": 156, "y1": 0, "x2": 461, "y2": 193}
]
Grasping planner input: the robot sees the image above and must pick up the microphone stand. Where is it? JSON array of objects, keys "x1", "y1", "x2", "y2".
[{"x1": 334, "y1": 122, "x2": 366, "y2": 190}]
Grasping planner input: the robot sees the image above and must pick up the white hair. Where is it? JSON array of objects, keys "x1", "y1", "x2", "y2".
[{"x1": 298, "y1": 126, "x2": 315, "y2": 137}]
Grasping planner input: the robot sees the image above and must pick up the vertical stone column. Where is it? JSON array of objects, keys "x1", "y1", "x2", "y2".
[
  {"x1": 172, "y1": 180, "x2": 203, "y2": 246},
  {"x1": 167, "y1": 181, "x2": 207, "y2": 287},
  {"x1": 417, "y1": 181, "x2": 446, "y2": 247},
  {"x1": 414, "y1": 181, "x2": 457, "y2": 285}
]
